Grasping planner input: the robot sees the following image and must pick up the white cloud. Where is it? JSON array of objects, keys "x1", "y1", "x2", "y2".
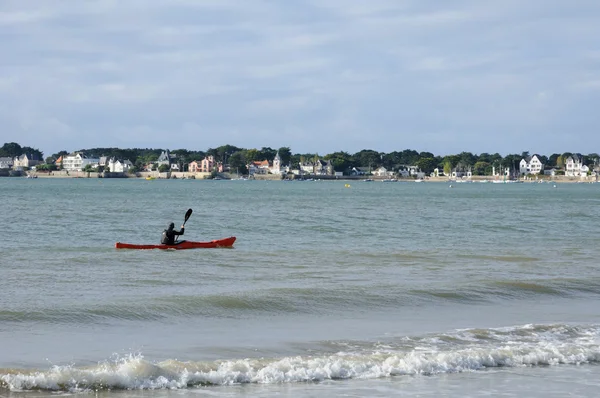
[{"x1": 1, "y1": 0, "x2": 599, "y2": 156}]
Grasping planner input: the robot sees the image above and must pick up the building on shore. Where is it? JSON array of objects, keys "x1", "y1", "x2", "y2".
[
  {"x1": 519, "y1": 155, "x2": 543, "y2": 175},
  {"x1": 13, "y1": 153, "x2": 41, "y2": 169},
  {"x1": 0, "y1": 157, "x2": 14, "y2": 170},
  {"x1": 62, "y1": 153, "x2": 100, "y2": 171}
]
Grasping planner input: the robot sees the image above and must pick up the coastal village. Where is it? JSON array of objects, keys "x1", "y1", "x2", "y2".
[{"x1": 1, "y1": 143, "x2": 599, "y2": 183}]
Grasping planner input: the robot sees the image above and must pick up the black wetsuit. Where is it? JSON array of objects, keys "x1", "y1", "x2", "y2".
[{"x1": 161, "y1": 226, "x2": 184, "y2": 245}]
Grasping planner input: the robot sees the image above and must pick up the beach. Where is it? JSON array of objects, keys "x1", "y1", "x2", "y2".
[{"x1": 20, "y1": 169, "x2": 600, "y2": 184}]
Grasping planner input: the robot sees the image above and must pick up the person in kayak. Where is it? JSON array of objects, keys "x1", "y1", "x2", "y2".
[{"x1": 161, "y1": 222, "x2": 185, "y2": 245}]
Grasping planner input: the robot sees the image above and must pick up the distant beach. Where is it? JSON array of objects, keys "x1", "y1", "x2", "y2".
[{"x1": 21, "y1": 170, "x2": 599, "y2": 184}]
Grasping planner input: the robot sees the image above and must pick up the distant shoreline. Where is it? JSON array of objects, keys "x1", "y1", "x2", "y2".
[{"x1": 9, "y1": 171, "x2": 598, "y2": 183}]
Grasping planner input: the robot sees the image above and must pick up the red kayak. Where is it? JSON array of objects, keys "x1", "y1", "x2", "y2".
[{"x1": 115, "y1": 236, "x2": 236, "y2": 250}]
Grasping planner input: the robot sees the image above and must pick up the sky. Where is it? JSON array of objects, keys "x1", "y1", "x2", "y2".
[{"x1": 1, "y1": 0, "x2": 599, "y2": 158}]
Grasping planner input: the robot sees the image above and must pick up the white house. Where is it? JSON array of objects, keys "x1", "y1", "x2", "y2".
[
  {"x1": 581, "y1": 164, "x2": 590, "y2": 175},
  {"x1": 0, "y1": 157, "x2": 13, "y2": 169},
  {"x1": 13, "y1": 154, "x2": 41, "y2": 169},
  {"x1": 62, "y1": 153, "x2": 100, "y2": 171},
  {"x1": 519, "y1": 155, "x2": 544, "y2": 175},
  {"x1": 297, "y1": 159, "x2": 334, "y2": 176},
  {"x1": 315, "y1": 159, "x2": 334, "y2": 175},
  {"x1": 565, "y1": 155, "x2": 588, "y2": 177},
  {"x1": 248, "y1": 160, "x2": 270, "y2": 175},
  {"x1": 99, "y1": 156, "x2": 109, "y2": 168},
  {"x1": 408, "y1": 166, "x2": 425, "y2": 178},
  {"x1": 373, "y1": 166, "x2": 394, "y2": 177},
  {"x1": 299, "y1": 162, "x2": 314, "y2": 175},
  {"x1": 108, "y1": 158, "x2": 133, "y2": 173},
  {"x1": 396, "y1": 165, "x2": 425, "y2": 179}
]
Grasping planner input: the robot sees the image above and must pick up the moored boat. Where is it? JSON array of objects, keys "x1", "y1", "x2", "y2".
[{"x1": 115, "y1": 236, "x2": 236, "y2": 250}]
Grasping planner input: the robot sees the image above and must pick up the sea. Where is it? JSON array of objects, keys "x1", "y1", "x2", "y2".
[{"x1": 1, "y1": 177, "x2": 600, "y2": 397}]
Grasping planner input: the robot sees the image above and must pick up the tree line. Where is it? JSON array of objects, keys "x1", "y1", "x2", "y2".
[{"x1": 2, "y1": 142, "x2": 598, "y2": 175}]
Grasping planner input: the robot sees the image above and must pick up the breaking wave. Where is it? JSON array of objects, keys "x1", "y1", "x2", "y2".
[{"x1": 2, "y1": 323, "x2": 600, "y2": 392}]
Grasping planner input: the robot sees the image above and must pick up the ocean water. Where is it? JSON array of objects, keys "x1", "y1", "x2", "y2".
[{"x1": 1, "y1": 177, "x2": 600, "y2": 397}]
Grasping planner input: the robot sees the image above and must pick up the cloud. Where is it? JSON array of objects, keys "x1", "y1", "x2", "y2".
[{"x1": 1, "y1": 0, "x2": 599, "y2": 157}]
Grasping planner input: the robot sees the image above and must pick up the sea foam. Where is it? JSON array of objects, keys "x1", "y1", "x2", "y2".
[{"x1": 2, "y1": 323, "x2": 600, "y2": 392}]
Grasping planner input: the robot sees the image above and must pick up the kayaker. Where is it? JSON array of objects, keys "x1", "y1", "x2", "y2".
[{"x1": 161, "y1": 222, "x2": 185, "y2": 245}]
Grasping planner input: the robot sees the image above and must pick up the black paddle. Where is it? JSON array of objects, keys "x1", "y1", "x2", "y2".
[
  {"x1": 183, "y1": 208, "x2": 193, "y2": 227},
  {"x1": 176, "y1": 208, "x2": 193, "y2": 243}
]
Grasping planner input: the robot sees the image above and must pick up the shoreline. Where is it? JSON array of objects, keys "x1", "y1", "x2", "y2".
[{"x1": 10, "y1": 172, "x2": 599, "y2": 183}]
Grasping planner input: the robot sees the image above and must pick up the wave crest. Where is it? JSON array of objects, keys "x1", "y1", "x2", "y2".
[{"x1": 2, "y1": 324, "x2": 600, "y2": 392}]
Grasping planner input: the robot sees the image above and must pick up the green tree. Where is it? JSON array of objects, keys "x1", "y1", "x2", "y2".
[
  {"x1": 21, "y1": 146, "x2": 43, "y2": 159},
  {"x1": 217, "y1": 144, "x2": 243, "y2": 163},
  {"x1": 473, "y1": 161, "x2": 490, "y2": 175},
  {"x1": 458, "y1": 152, "x2": 476, "y2": 167},
  {"x1": 381, "y1": 152, "x2": 400, "y2": 169},
  {"x1": 158, "y1": 164, "x2": 170, "y2": 173},
  {"x1": 206, "y1": 145, "x2": 239, "y2": 164},
  {"x1": 171, "y1": 149, "x2": 190, "y2": 170},
  {"x1": 587, "y1": 153, "x2": 600, "y2": 168},
  {"x1": 501, "y1": 154, "x2": 520, "y2": 171},
  {"x1": 397, "y1": 149, "x2": 420, "y2": 165},
  {"x1": 257, "y1": 147, "x2": 277, "y2": 161},
  {"x1": 385, "y1": 152, "x2": 398, "y2": 167},
  {"x1": 489, "y1": 153, "x2": 503, "y2": 165},
  {"x1": 443, "y1": 160, "x2": 452, "y2": 175},
  {"x1": 353, "y1": 149, "x2": 381, "y2": 170},
  {"x1": 415, "y1": 157, "x2": 437, "y2": 174},
  {"x1": 277, "y1": 147, "x2": 292, "y2": 166},
  {"x1": 442, "y1": 155, "x2": 460, "y2": 170},
  {"x1": 0, "y1": 142, "x2": 22, "y2": 157},
  {"x1": 145, "y1": 152, "x2": 160, "y2": 163},
  {"x1": 134, "y1": 158, "x2": 146, "y2": 171},
  {"x1": 547, "y1": 153, "x2": 560, "y2": 167},
  {"x1": 51, "y1": 150, "x2": 69, "y2": 160},
  {"x1": 324, "y1": 151, "x2": 354, "y2": 173},
  {"x1": 229, "y1": 151, "x2": 248, "y2": 175},
  {"x1": 245, "y1": 149, "x2": 260, "y2": 162},
  {"x1": 478, "y1": 153, "x2": 492, "y2": 163},
  {"x1": 36, "y1": 163, "x2": 57, "y2": 171}
]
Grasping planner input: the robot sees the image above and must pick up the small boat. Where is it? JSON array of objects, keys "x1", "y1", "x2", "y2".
[
  {"x1": 145, "y1": 176, "x2": 155, "y2": 180},
  {"x1": 115, "y1": 236, "x2": 236, "y2": 250}
]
